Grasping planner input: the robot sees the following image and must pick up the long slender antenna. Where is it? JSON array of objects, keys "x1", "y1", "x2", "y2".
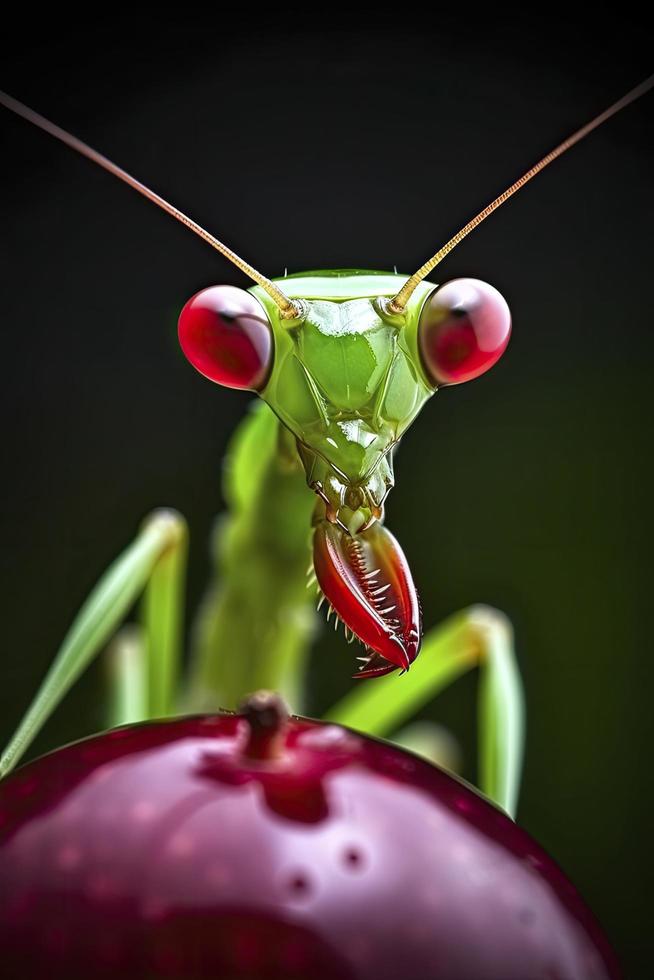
[
  {"x1": 390, "y1": 75, "x2": 654, "y2": 313},
  {"x1": 0, "y1": 91, "x2": 299, "y2": 318}
]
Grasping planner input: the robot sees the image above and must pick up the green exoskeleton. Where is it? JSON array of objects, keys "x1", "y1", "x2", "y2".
[{"x1": 1, "y1": 77, "x2": 651, "y2": 818}]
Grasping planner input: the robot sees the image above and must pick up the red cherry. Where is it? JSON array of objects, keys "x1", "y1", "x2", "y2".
[
  {"x1": 418, "y1": 278, "x2": 511, "y2": 386},
  {"x1": 0, "y1": 699, "x2": 618, "y2": 979},
  {"x1": 178, "y1": 285, "x2": 272, "y2": 390}
]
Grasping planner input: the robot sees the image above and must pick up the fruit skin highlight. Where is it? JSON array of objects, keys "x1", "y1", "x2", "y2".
[{"x1": 0, "y1": 699, "x2": 619, "y2": 980}]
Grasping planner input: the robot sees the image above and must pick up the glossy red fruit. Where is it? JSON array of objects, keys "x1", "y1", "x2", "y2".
[
  {"x1": 313, "y1": 521, "x2": 421, "y2": 677},
  {"x1": 418, "y1": 278, "x2": 511, "y2": 386},
  {"x1": 0, "y1": 695, "x2": 618, "y2": 979},
  {"x1": 178, "y1": 285, "x2": 273, "y2": 390}
]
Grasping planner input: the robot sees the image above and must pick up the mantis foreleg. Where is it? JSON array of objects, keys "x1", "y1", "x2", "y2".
[{"x1": 325, "y1": 605, "x2": 525, "y2": 818}]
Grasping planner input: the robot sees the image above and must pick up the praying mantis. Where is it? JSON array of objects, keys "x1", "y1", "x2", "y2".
[{"x1": 0, "y1": 77, "x2": 651, "y2": 822}]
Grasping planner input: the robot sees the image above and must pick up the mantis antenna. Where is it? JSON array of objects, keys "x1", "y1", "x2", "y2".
[
  {"x1": 0, "y1": 91, "x2": 299, "y2": 319},
  {"x1": 389, "y1": 75, "x2": 654, "y2": 313}
]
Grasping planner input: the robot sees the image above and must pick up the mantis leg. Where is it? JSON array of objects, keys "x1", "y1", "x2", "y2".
[
  {"x1": 105, "y1": 511, "x2": 188, "y2": 727},
  {"x1": 140, "y1": 515, "x2": 188, "y2": 718},
  {"x1": 0, "y1": 509, "x2": 187, "y2": 778},
  {"x1": 325, "y1": 605, "x2": 525, "y2": 818},
  {"x1": 391, "y1": 720, "x2": 462, "y2": 773},
  {"x1": 105, "y1": 626, "x2": 148, "y2": 728}
]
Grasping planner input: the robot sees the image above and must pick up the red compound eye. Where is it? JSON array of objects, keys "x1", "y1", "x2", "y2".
[
  {"x1": 418, "y1": 278, "x2": 511, "y2": 386},
  {"x1": 178, "y1": 285, "x2": 273, "y2": 390}
]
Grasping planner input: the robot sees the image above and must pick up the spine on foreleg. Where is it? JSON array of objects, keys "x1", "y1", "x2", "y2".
[{"x1": 186, "y1": 401, "x2": 317, "y2": 711}]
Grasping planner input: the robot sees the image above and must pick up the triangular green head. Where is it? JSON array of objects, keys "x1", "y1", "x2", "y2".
[{"x1": 178, "y1": 269, "x2": 511, "y2": 677}]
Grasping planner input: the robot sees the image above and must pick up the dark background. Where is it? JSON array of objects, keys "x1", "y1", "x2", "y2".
[{"x1": 1, "y1": 13, "x2": 652, "y2": 975}]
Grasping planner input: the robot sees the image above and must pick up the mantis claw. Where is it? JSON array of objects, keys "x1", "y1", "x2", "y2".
[{"x1": 313, "y1": 520, "x2": 422, "y2": 678}]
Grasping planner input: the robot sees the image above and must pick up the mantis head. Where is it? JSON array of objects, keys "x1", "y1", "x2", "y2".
[
  {"x1": 5, "y1": 77, "x2": 649, "y2": 678},
  {"x1": 178, "y1": 271, "x2": 511, "y2": 676}
]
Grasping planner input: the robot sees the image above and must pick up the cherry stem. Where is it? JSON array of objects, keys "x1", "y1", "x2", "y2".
[{"x1": 239, "y1": 690, "x2": 289, "y2": 760}]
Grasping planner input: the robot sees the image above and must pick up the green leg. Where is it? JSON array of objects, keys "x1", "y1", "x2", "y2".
[
  {"x1": 105, "y1": 514, "x2": 187, "y2": 727},
  {"x1": 141, "y1": 516, "x2": 188, "y2": 718},
  {"x1": 392, "y1": 720, "x2": 462, "y2": 773},
  {"x1": 0, "y1": 509, "x2": 187, "y2": 779},
  {"x1": 105, "y1": 626, "x2": 148, "y2": 728},
  {"x1": 474, "y1": 607, "x2": 524, "y2": 820},
  {"x1": 325, "y1": 605, "x2": 525, "y2": 818}
]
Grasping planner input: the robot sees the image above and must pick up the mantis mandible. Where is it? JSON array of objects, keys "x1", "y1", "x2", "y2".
[{"x1": 1, "y1": 77, "x2": 651, "y2": 819}]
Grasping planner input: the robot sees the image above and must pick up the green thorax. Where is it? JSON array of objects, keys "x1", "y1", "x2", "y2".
[{"x1": 250, "y1": 270, "x2": 437, "y2": 523}]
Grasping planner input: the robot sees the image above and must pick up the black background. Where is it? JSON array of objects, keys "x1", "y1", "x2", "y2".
[{"x1": 1, "y1": 13, "x2": 652, "y2": 975}]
